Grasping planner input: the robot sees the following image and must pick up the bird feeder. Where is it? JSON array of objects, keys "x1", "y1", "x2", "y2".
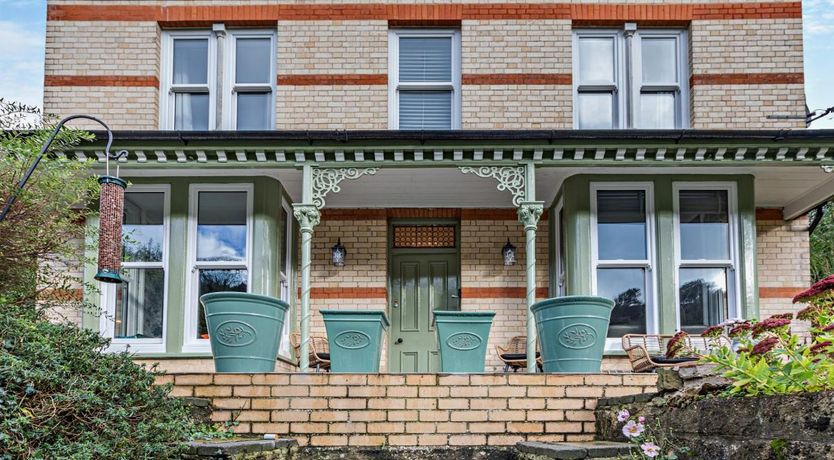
[{"x1": 95, "y1": 175, "x2": 126, "y2": 283}]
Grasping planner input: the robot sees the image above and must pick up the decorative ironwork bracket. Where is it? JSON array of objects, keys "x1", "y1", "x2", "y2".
[
  {"x1": 312, "y1": 167, "x2": 378, "y2": 209},
  {"x1": 459, "y1": 166, "x2": 526, "y2": 207}
]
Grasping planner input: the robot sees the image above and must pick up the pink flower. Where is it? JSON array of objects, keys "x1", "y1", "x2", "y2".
[
  {"x1": 638, "y1": 416, "x2": 646, "y2": 424},
  {"x1": 641, "y1": 442, "x2": 661, "y2": 458},
  {"x1": 702, "y1": 325, "x2": 724, "y2": 338},
  {"x1": 617, "y1": 409, "x2": 630, "y2": 422},
  {"x1": 750, "y1": 336, "x2": 779, "y2": 356},
  {"x1": 729, "y1": 321, "x2": 753, "y2": 338},
  {"x1": 793, "y1": 274, "x2": 834, "y2": 303},
  {"x1": 752, "y1": 318, "x2": 791, "y2": 338},
  {"x1": 622, "y1": 420, "x2": 645, "y2": 438},
  {"x1": 810, "y1": 341, "x2": 833, "y2": 355}
]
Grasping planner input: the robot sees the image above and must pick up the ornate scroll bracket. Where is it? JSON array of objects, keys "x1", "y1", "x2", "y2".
[
  {"x1": 518, "y1": 201, "x2": 545, "y2": 230},
  {"x1": 312, "y1": 167, "x2": 378, "y2": 209},
  {"x1": 293, "y1": 203, "x2": 321, "y2": 231},
  {"x1": 459, "y1": 166, "x2": 526, "y2": 207}
]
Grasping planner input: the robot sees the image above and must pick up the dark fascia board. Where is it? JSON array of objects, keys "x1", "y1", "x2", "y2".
[{"x1": 88, "y1": 129, "x2": 834, "y2": 146}]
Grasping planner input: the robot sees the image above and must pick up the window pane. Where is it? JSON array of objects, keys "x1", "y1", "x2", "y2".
[
  {"x1": 115, "y1": 268, "x2": 164, "y2": 339},
  {"x1": 596, "y1": 190, "x2": 647, "y2": 260},
  {"x1": 235, "y1": 37, "x2": 271, "y2": 84},
  {"x1": 577, "y1": 93, "x2": 614, "y2": 129},
  {"x1": 597, "y1": 268, "x2": 647, "y2": 337},
  {"x1": 197, "y1": 269, "x2": 248, "y2": 338},
  {"x1": 399, "y1": 37, "x2": 452, "y2": 82},
  {"x1": 679, "y1": 190, "x2": 730, "y2": 260},
  {"x1": 679, "y1": 267, "x2": 728, "y2": 334},
  {"x1": 280, "y1": 207, "x2": 289, "y2": 275},
  {"x1": 174, "y1": 93, "x2": 209, "y2": 130},
  {"x1": 173, "y1": 39, "x2": 208, "y2": 85},
  {"x1": 197, "y1": 191, "x2": 247, "y2": 262},
  {"x1": 399, "y1": 90, "x2": 452, "y2": 130},
  {"x1": 639, "y1": 92, "x2": 676, "y2": 129},
  {"x1": 123, "y1": 192, "x2": 164, "y2": 262},
  {"x1": 236, "y1": 92, "x2": 271, "y2": 130},
  {"x1": 578, "y1": 37, "x2": 615, "y2": 83},
  {"x1": 641, "y1": 38, "x2": 677, "y2": 84}
]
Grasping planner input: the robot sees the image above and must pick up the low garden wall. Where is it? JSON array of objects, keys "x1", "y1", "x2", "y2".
[
  {"x1": 596, "y1": 390, "x2": 834, "y2": 459},
  {"x1": 160, "y1": 372, "x2": 657, "y2": 447}
]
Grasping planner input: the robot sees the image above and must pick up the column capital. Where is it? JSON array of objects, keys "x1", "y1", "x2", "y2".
[
  {"x1": 517, "y1": 201, "x2": 545, "y2": 230},
  {"x1": 293, "y1": 203, "x2": 321, "y2": 231}
]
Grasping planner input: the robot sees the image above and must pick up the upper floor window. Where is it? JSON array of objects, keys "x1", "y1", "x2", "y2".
[
  {"x1": 573, "y1": 26, "x2": 689, "y2": 129},
  {"x1": 389, "y1": 29, "x2": 461, "y2": 130},
  {"x1": 161, "y1": 28, "x2": 275, "y2": 131}
]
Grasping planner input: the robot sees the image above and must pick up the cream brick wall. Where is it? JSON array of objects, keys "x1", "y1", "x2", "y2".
[
  {"x1": 42, "y1": 86, "x2": 159, "y2": 130},
  {"x1": 461, "y1": 20, "x2": 571, "y2": 74},
  {"x1": 690, "y1": 19, "x2": 803, "y2": 75},
  {"x1": 462, "y1": 86, "x2": 573, "y2": 129},
  {"x1": 277, "y1": 21, "x2": 387, "y2": 75},
  {"x1": 276, "y1": 85, "x2": 387, "y2": 129},
  {"x1": 45, "y1": 21, "x2": 160, "y2": 76},
  {"x1": 756, "y1": 214, "x2": 811, "y2": 327},
  {"x1": 690, "y1": 84, "x2": 806, "y2": 129}
]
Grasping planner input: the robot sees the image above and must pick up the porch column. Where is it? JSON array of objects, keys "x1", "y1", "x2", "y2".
[
  {"x1": 292, "y1": 165, "x2": 378, "y2": 372},
  {"x1": 519, "y1": 162, "x2": 544, "y2": 373},
  {"x1": 293, "y1": 165, "x2": 320, "y2": 372}
]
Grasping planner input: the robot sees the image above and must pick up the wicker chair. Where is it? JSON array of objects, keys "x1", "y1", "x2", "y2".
[
  {"x1": 495, "y1": 336, "x2": 543, "y2": 372},
  {"x1": 290, "y1": 333, "x2": 331, "y2": 372},
  {"x1": 622, "y1": 333, "x2": 731, "y2": 373}
]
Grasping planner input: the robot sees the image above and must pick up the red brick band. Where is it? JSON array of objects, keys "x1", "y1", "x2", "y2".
[
  {"x1": 462, "y1": 73, "x2": 572, "y2": 86},
  {"x1": 309, "y1": 287, "x2": 388, "y2": 299},
  {"x1": 756, "y1": 208, "x2": 784, "y2": 220},
  {"x1": 462, "y1": 287, "x2": 550, "y2": 299},
  {"x1": 44, "y1": 75, "x2": 159, "y2": 87},
  {"x1": 320, "y1": 209, "x2": 549, "y2": 221},
  {"x1": 759, "y1": 287, "x2": 805, "y2": 299},
  {"x1": 277, "y1": 74, "x2": 387, "y2": 86},
  {"x1": 47, "y1": 2, "x2": 802, "y2": 22},
  {"x1": 690, "y1": 73, "x2": 804, "y2": 86}
]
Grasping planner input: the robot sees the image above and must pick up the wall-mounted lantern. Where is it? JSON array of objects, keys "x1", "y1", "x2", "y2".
[
  {"x1": 502, "y1": 239, "x2": 517, "y2": 266},
  {"x1": 331, "y1": 238, "x2": 347, "y2": 267}
]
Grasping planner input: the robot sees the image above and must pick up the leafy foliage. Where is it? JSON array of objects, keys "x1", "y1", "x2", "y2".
[
  {"x1": 702, "y1": 282, "x2": 834, "y2": 396},
  {"x1": 0, "y1": 101, "x2": 196, "y2": 459},
  {"x1": 810, "y1": 202, "x2": 834, "y2": 282}
]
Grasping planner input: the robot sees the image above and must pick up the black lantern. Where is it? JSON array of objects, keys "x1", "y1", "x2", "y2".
[
  {"x1": 502, "y1": 239, "x2": 517, "y2": 266},
  {"x1": 331, "y1": 238, "x2": 347, "y2": 267}
]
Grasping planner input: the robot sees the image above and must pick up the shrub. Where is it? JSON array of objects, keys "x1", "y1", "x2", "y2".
[
  {"x1": 702, "y1": 275, "x2": 834, "y2": 396},
  {"x1": 0, "y1": 102, "x2": 196, "y2": 459}
]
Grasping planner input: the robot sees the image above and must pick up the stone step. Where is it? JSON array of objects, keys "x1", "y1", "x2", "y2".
[{"x1": 516, "y1": 441, "x2": 634, "y2": 460}]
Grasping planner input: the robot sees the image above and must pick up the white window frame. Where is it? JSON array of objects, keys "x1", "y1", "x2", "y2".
[
  {"x1": 183, "y1": 183, "x2": 254, "y2": 353},
  {"x1": 554, "y1": 197, "x2": 567, "y2": 297},
  {"x1": 277, "y1": 198, "x2": 294, "y2": 360},
  {"x1": 160, "y1": 30, "x2": 217, "y2": 131},
  {"x1": 388, "y1": 29, "x2": 462, "y2": 130},
  {"x1": 160, "y1": 28, "x2": 276, "y2": 130},
  {"x1": 672, "y1": 182, "x2": 741, "y2": 330},
  {"x1": 100, "y1": 184, "x2": 170, "y2": 354},
  {"x1": 590, "y1": 182, "x2": 658, "y2": 351},
  {"x1": 223, "y1": 29, "x2": 277, "y2": 130},
  {"x1": 572, "y1": 27, "x2": 689, "y2": 129}
]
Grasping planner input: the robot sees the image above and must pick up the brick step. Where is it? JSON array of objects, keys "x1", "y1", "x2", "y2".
[{"x1": 515, "y1": 441, "x2": 633, "y2": 460}]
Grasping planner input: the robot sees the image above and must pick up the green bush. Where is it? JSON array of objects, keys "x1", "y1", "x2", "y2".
[{"x1": 0, "y1": 305, "x2": 195, "y2": 459}]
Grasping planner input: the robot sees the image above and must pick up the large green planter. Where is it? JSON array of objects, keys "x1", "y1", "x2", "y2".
[
  {"x1": 321, "y1": 310, "x2": 389, "y2": 373},
  {"x1": 433, "y1": 310, "x2": 495, "y2": 373},
  {"x1": 200, "y1": 292, "x2": 289, "y2": 373},
  {"x1": 532, "y1": 296, "x2": 614, "y2": 373}
]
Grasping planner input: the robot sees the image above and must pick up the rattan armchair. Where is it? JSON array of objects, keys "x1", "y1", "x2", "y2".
[
  {"x1": 495, "y1": 336, "x2": 543, "y2": 372},
  {"x1": 622, "y1": 333, "x2": 731, "y2": 373},
  {"x1": 290, "y1": 333, "x2": 331, "y2": 372}
]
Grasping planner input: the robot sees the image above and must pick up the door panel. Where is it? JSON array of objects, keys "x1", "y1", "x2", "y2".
[{"x1": 390, "y1": 253, "x2": 459, "y2": 373}]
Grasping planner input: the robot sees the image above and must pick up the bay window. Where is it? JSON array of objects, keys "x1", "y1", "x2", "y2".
[
  {"x1": 100, "y1": 185, "x2": 169, "y2": 353},
  {"x1": 389, "y1": 29, "x2": 461, "y2": 130},
  {"x1": 185, "y1": 184, "x2": 253, "y2": 352},
  {"x1": 573, "y1": 26, "x2": 689, "y2": 129},
  {"x1": 591, "y1": 183, "x2": 657, "y2": 349},
  {"x1": 674, "y1": 183, "x2": 740, "y2": 333},
  {"x1": 277, "y1": 200, "x2": 294, "y2": 360},
  {"x1": 161, "y1": 28, "x2": 275, "y2": 130}
]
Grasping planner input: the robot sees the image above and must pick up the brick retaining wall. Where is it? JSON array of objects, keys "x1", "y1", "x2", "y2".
[{"x1": 160, "y1": 372, "x2": 657, "y2": 447}]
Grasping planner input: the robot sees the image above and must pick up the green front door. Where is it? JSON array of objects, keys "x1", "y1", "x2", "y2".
[{"x1": 389, "y1": 253, "x2": 459, "y2": 372}]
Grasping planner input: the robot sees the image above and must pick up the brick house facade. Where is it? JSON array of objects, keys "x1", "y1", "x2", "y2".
[{"x1": 39, "y1": 1, "x2": 834, "y2": 443}]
